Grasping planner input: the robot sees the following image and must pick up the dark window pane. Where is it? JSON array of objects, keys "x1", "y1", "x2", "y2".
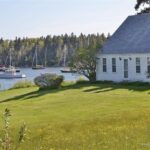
[
  {"x1": 136, "y1": 58, "x2": 140, "y2": 65},
  {"x1": 136, "y1": 66, "x2": 141, "y2": 73},
  {"x1": 103, "y1": 65, "x2": 107, "y2": 72},
  {"x1": 112, "y1": 66, "x2": 116, "y2": 72},
  {"x1": 103, "y1": 58, "x2": 107, "y2": 72},
  {"x1": 124, "y1": 71, "x2": 128, "y2": 78},
  {"x1": 136, "y1": 58, "x2": 141, "y2": 73},
  {"x1": 112, "y1": 58, "x2": 116, "y2": 72},
  {"x1": 124, "y1": 59, "x2": 128, "y2": 78},
  {"x1": 112, "y1": 58, "x2": 116, "y2": 65}
]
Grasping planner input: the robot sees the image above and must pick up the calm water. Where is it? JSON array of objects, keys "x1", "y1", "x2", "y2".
[{"x1": 0, "y1": 67, "x2": 82, "y2": 91}]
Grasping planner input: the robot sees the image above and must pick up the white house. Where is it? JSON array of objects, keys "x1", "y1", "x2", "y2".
[{"x1": 96, "y1": 14, "x2": 150, "y2": 82}]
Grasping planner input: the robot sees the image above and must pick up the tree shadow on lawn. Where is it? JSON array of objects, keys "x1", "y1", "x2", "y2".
[
  {"x1": 0, "y1": 90, "x2": 47, "y2": 103},
  {"x1": 0, "y1": 83, "x2": 85, "y2": 103},
  {"x1": 0, "y1": 81, "x2": 150, "y2": 103},
  {"x1": 82, "y1": 82, "x2": 150, "y2": 93}
]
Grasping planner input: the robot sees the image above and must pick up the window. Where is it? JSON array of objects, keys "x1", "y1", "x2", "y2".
[
  {"x1": 112, "y1": 58, "x2": 116, "y2": 72},
  {"x1": 103, "y1": 58, "x2": 107, "y2": 72},
  {"x1": 124, "y1": 59, "x2": 128, "y2": 78},
  {"x1": 147, "y1": 57, "x2": 150, "y2": 73},
  {"x1": 136, "y1": 58, "x2": 141, "y2": 73}
]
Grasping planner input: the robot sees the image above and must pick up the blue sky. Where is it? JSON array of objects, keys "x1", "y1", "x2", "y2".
[{"x1": 0, "y1": 0, "x2": 136, "y2": 39}]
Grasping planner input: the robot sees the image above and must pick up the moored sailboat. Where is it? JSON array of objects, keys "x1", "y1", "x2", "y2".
[
  {"x1": 0, "y1": 68, "x2": 26, "y2": 79},
  {"x1": 0, "y1": 48, "x2": 26, "y2": 79},
  {"x1": 32, "y1": 45, "x2": 45, "y2": 70},
  {"x1": 60, "y1": 45, "x2": 77, "y2": 73}
]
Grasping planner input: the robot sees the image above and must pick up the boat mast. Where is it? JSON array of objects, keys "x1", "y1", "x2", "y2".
[
  {"x1": 63, "y1": 45, "x2": 67, "y2": 67},
  {"x1": 44, "y1": 47, "x2": 47, "y2": 67},
  {"x1": 63, "y1": 53, "x2": 66, "y2": 67},
  {"x1": 35, "y1": 45, "x2": 38, "y2": 67},
  {"x1": 9, "y1": 48, "x2": 12, "y2": 67}
]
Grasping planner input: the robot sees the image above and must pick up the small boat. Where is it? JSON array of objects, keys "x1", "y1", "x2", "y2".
[
  {"x1": 0, "y1": 66, "x2": 20, "y2": 73},
  {"x1": 32, "y1": 65, "x2": 45, "y2": 70},
  {"x1": 60, "y1": 68, "x2": 77, "y2": 73},
  {"x1": 0, "y1": 68, "x2": 26, "y2": 79},
  {"x1": 15, "y1": 68, "x2": 20, "y2": 72}
]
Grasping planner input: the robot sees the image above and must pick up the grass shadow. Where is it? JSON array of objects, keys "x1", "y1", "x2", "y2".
[
  {"x1": 0, "y1": 81, "x2": 150, "y2": 104},
  {"x1": 82, "y1": 81, "x2": 150, "y2": 93},
  {"x1": 0, "y1": 83, "x2": 87, "y2": 103},
  {"x1": 0, "y1": 90, "x2": 49, "y2": 103}
]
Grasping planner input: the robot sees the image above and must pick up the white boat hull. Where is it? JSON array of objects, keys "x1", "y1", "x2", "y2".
[{"x1": 0, "y1": 73, "x2": 26, "y2": 79}]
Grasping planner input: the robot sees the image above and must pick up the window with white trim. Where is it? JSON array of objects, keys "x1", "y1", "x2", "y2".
[
  {"x1": 103, "y1": 58, "x2": 107, "y2": 72},
  {"x1": 136, "y1": 58, "x2": 141, "y2": 73},
  {"x1": 112, "y1": 58, "x2": 116, "y2": 72}
]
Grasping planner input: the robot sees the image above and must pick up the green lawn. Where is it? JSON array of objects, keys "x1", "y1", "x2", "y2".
[{"x1": 0, "y1": 82, "x2": 150, "y2": 150}]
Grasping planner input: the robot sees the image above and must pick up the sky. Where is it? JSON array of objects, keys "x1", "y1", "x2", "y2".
[{"x1": 0, "y1": 0, "x2": 136, "y2": 39}]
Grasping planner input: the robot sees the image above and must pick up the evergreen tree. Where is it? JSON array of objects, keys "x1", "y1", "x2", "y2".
[{"x1": 0, "y1": 33, "x2": 107, "y2": 67}]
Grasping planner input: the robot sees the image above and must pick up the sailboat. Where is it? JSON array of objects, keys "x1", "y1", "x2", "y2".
[
  {"x1": 32, "y1": 45, "x2": 45, "y2": 70},
  {"x1": 3, "y1": 54, "x2": 20, "y2": 72},
  {"x1": 60, "y1": 45, "x2": 77, "y2": 73},
  {"x1": 0, "y1": 48, "x2": 26, "y2": 79}
]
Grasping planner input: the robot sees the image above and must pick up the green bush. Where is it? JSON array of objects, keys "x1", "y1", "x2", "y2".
[
  {"x1": 34, "y1": 73, "x2": 64, "y2": 90},
  {"x1": 11, "y1": 80, "x2": 34, "y2": 89}
]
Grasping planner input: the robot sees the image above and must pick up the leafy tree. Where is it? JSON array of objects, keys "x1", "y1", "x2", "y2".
[
  {"x1": 70, "y1": 34, "x2": 107, "y2": 82},
  {"x1": 70, "y1": 47, "x2": 97, "y2": 82},
  {"x1": 135, "y1": 0, "x2": 150, "y2": 13}
]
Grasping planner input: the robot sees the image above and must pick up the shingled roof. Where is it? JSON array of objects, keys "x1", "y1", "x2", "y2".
[{"x1": 102, "y1": 14, "x2": 150, "y2": 54}]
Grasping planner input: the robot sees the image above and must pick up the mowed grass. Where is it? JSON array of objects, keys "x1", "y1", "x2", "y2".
[{"x1": 0, "y1": 82, "x2": 150, "y2": 150}]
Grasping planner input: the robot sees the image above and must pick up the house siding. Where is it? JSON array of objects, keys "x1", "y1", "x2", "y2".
[{"x1": 96, "y1": 53, "x2": 150, "y2": 82}]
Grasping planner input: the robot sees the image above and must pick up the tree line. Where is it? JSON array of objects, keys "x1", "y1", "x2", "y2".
[{"x1": 0, "y1": 33, "x2": 108, "y2": 67}]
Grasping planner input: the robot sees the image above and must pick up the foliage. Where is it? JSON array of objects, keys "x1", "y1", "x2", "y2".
[
  {"x1": 70, "y1": 34, "x2": 107, "y2": 82},
  {"x1": 135, "y1": 0, "x2": 150, "y2": 13},
  {"x1": 0, "y1": 83, "x2": 149, "y2": 149},
  {"x1": 34, "y1": 73, "x2": 64, "y2": 90},
  {"x1": 11, "y1": 80, "x2": 34, "y2": 89},
  {"x1": 0, "y1": 109, "x2": 27, "y2": 150},
  {"x1": 0, "y1": 33, "x2": 107, "y2": 67}
]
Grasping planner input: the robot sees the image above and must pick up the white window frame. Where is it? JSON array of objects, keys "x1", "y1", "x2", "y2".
[
  {"x1": 112, "y1": 58, "x2": 116, "y2": 73},
  {"x1": 136, "y1": 58, "x2": 141, "y2": 74},
  {"x1": 102, "y1": 58, "x2": 107, "y2": 72}
]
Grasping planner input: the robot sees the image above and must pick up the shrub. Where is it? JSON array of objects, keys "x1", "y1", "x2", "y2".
[
  {"x1": 34, "y1": 73, "x2": 64, "y2": 90},
  {"x1": 11, "y1": 80, "x2": 34, "y2": 89}
]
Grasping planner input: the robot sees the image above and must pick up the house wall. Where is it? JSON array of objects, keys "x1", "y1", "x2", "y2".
[{"x1": 96, "y1": 53, "x2": 150, "y2": 82}]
